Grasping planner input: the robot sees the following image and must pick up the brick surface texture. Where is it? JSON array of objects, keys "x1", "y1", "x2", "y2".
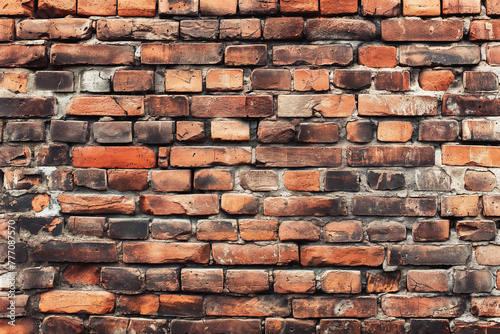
[{"x1": 1, "y1": 0, "x2": 500, "y2": 332}]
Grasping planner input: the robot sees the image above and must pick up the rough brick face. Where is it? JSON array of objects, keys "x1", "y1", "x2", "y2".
[{"x1": 3, "y1": 2, "x2": 499, "y2": 331}]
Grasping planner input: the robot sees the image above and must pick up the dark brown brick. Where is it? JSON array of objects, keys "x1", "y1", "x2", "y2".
[
  {"x1": 50, "y1": 120, "x2": 88, "y2": 143},
  {"x1": 206, "y1": 296, "x2": 289, "y2": 317},
  {"x1": 465, "y1": 71, "x2": 498, "y2": 91},
  {"x1": 456, "y1": 220, "x2": 497, "y2": 241},
  {"x1": 35, "y1": 144, "x2": 70, "y2": 166},
  {"x1": 348, "y1": 146, "x2": 435, "y2": 167},
  {"x1": 35, "y1": 70, "x2": 74, "y2": 92},
  {"x1": 334, "y1": 70, "x2": 371, "y2": 89},
  {"x1": 108, "y1": 218, "x2": 149, "y2": 240},
  {"x1": 324, "y1": 220, "x2": 363, "y2": 243},
  {"x1": 180, "y1": 19, "x2": 219, "y2": 40},
  {"x1": 134, "y1": 121, "x2": 174, "y2": 144},
  {"x1": 388, "y1": 245, "x2": 470, "y2": 266},
  {"x1": 74, "y1": 168, "x2": 107, "y2": 190},
  {"x1": 264, "y1": 197, "x2": 346, "y2": 217},
  {"x1": 258, "y1": 121, "x2": 295, "y2": 143},
  {"x1": 413, "y1": 220, "x2": 450, "y2": 242},
  {"x1": 101, "y1": 267, "x2": 142, "y2": 292},
  {"x1": 19, "y1": 267, "x2": 56, "y2": 289},
  {"x1": 0, "y1": 97, "x2": 54, "y2": 118},
  {"x1": 192, "y1": 95, "x2": 273, "y2": 118},
  {"x1": 454, "y1": 270, "x2": 493, "y2": 293},
  {"x1": 443, "y1": 94, "x2": 500, "y2": 116},
  {"x1": 108, "y1": 169, "x2": 149, "y2": 192},
  {"x1": 0, "y1": 45, "x2": 47, "y2": 67},
  {"x1": 367, "y1": 221, "x2": 406, "y2": 242},
  {"x1": 410, "y1": 320, "x2": 450, "y2": 334},
  {"x1": 146, "y1": 268, "x2": 179, "y2": 291},
  {"x1": 67, "y1": 216, "x2": 105, "y2": 237},
  {"x1": 346, "y1": 120, "x2": 373, "y2": 143},
  {"x1": 366, "y1": 271, "x2": 400, "y2": 293},
  {"x1": 367, "y1": 170, "x2": 405, "y2": 190},
  {"x1": 263, "y1": 17, "x2": 304, "y2": 40},
  {"x1": 146, "y1": 95, "x2": 189, "y2": 117},
  {"x1": 171, "y1": 319, "x2": 261, "y2": 334},
  {"x1": 32, "y1": 241, "x2": 118, "y2": 262},
  {"x1": 319, "y1": 320, "x2": 361, "y2": 334},
  {"x1": 51, "y1": 44, "x2": 134, "y2": 65},
  {"x1": 419, "y1": 120, "x2": 459, "y2": 142},
  {"x1": 374, "y1": 70, "x2": 410, "y2": 91},
  {"x1": 307, "y1": 18, "x2": 377, "y2": 41},
  {"x1": 251, "y1": 69, "x2": 291, "y2": 90},
  {"x1": 352, "y1": 196, "x2": 437, "y2": 216},
  {"x1": 266, "y1": 318, "x2": 316, "y2": 334},
  {"x1": 400, "y1": 45, "x2": 480, "y2": 66},
  {"x1": 142, "y1": 43, "x2": 223, "y2": 64},
  {"x1": 297, "y1": 123, "x2": 338, "y2": 143},
  {"x1": 93, "y1": 121, "x2": 132, "y2": 144},
  {"x1": 18, "y1": 217, "x2": 63, "y2": 236},
  {"x1": 324, "y1": 170, "x2": 360, "y2": 191},
  {"x1": 256, "y1": 147, "x2": 342, "y2": 167},
  {"x1": 48, "y1": 169, "x2": 74, "y2": 191},
  {"x1": 273, "y1": 45, "x2": 353, "y2": 66},
  {"x1": 41, "y1": 316, "x2": 84, "y2": 334},
  {"x1": 4, "y1": 121, "x2": 44, "y2": 142}
]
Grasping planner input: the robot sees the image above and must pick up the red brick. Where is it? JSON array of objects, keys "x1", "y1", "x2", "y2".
[
  {"x1": 194, "y1": 169, "x2": 233, "y2": 191},
  {"x1": 377, "y1": 121, "x2": 413, "y2": 142},
  {"x1": 463, "y1": 120, "x2": 500, "y2": 142},
  {"x1": 388, "y1": 245, "x2": 470, "y2": 266},
  {"x1": 359, "y1": 94, "x2": 437, "y2": 116},
  {"x1": 294, "y1": 69, "x2": 329, "y2": 91},
  {"x1": 263, "y1": 17, "x2": 304, "y2": 40},
  {"x1": 465, "y1": 170, "x2": 496, "y2": 191},
  {"x1": 413, "y1": 220, "x2": 450, "y2": 241},
  {"x1": 142, "y1": 43, "x2": 223, "y2": 64},
  {"x1": 279, "y1": 221, "x2": 320, "y2": 241},
  {"x1": 206, "y1": 296, "x2": 289, "y2": 317},
  {"x1": 221, "y1": 193, "x2": 259, "y2": 215},
  {"x1": 301, "y1": 246, "x2": 384, "y2": 266},
  {"x1": 4, "y1": 169, "x2": 42, "y2": 190},
  {"x1": 151, "y1": 170, "x2": 191, "y2": 192},
  {"x1": 212, "y1": 243, "x2": 297, "y2": 265},
  {"x1": 38, "y1": 0, "x2": 76, "y2": 17},
  {"x1": 361, "y1": 0, "x2": 400, "y2": 16},
  {"x1": 146, "y1": 95, "x2": 188, "y2": 117},
  {"x1": 324, "y1": 220, "x2": 363, "y2": 242},
  {"x1": 274, "y1": 270, "x2": 315, "y2": 294},
  {"x1": 321, "y1": 0, "x2": 357, "y2": 15},
  {"x1": 140, "y1": 194, "x2": 219, "y2": 216},
  {"x1": 349, "y1": 146, "x2": 435, "y2": 167},
  {"x1": 117, "y1": 295, "x2": 159, "y2": 315},
  {"x1": 227, "y1": 270, "x2": 269, "y2": 294},
  {"x1": 0, "y1": 45, "x2": 47, "y2": 68},
  {"x1": 457, "y1": 220, "x2": 496, "y2": 241},
  {"x1": 321, "y1": 270, "x2": 361, "y2": 293},
  {"x1": 465, "y1": 71, "x2": 498, "y2": 92},
  {"x1": 488, "y1": 45, "x2": 500, "y2": 65},
  {"x1": 158, "y1": 0, "x2": 198, "y2": 15},
  {"x1": 58, "y1": 194, "x2": 135, "y2": 215},
  {"x1": 444, "y1": 0, "x2": 480, "y2": 13},
  {"x1": 123, "y1": 242, "x2": 209, "y2": 264},
  {"x1": 170, "y1": 147, "x2": 251, "y2": 167},
  {"x1": 419, "y1": 70, "x2": 455, "y2": 91},
  {"x1": 358, "y1": 45, "x2": 396, "y2": 68},
  {"x1": 401, "y1": 45, "x2": 480, "y2": 66},
  {"x1": 382, "y1": 19, "x2": 462, "y2": 41},
  {"x1": 239, "y1": 219, "x2": 278, "y2": 241},
  {"x1": 192, "y1": 95, "x2": 273, "y2": 117},
  {"x1": 67, "y1": 95, "x2": 143, "y2": 116},
  {"x1": 280, "y1": 0, "x2": 318, "y2": 14},
  {"x1": 443, "y1": 145, "x2": 500, "y2": 167},
  {"x1": 72, "y1": 146, "x2": 155, "y2": 169},
  {"x1": 206, "y1": 69, "x2": 243, "y2": 91},
  {"x1": 108, "y1": 169, "x2": 149, "y2": 191},
  {"x1": 239, "y1": 0, "x2": 277, "y2": 14},
  {"x1": 257, "y1": 121, "x2": 295, "y2": 143},
  {"x1": 307, "y1": 19, "x2": 377, "y2": 41},
  {"x1": 226, "y1": 45, "x2": 267, "y2": 66},
  {"x1": 113, "y1": 70, "x2": 153, "y2": 92},
  {"x1": 264, "y1": 197, "x2": 346, "y2": 217},
  {"x1": 251, "y1": 69, "x2": 291, "y2": 90},
  {"x1": 176, "y1": 121, "x2": 205, "y2": 142},
  {"x1": 374, "y1": 70, "x2": 410, "y2": 92},
  {"x1": 407, "y1": 270, "x2": 448, "y2": 292},
  {"x1": 181, "y1": 268, "x2": 223, "y2": 293},
  {"x1": 483, "y1": 195, "x2": 500, "y2": 216},
  {"x1": 220, "y1": 19, "x2": 261, "y2": 40},
  {"x1": 455, "y1": 322, "x2": 500, "y2": 333},
  {"x1": 197, "y1": 219, "x2": 237, "y2": 241},
  {"x1": 382, "y1": 296, "x2": 463, "y2": 318},
  {"x1": 39, "y1": 291, "x2": 115, "y2": 314},
  {"x1": 470, "y1": 20, "x2": 500, "y2": 41},
  {"x1": 78, "y1": 0, "x2": 116, "y2": 15},
  {"x1": 273, "y1": 45, "x2": 353, "y2": 66},
  {"x1": 293, "y1": 297, "x2": 377, "y2": 318},
  {"x1": 257, "y1": 147, "x2": 342, "y2": 167},
  {"x1": 172, "y1": 319, "x2": 260, "y2": 334},
  {"x1": 118, "y1": 0, "x2": 155, "y2": 16},
  {"x1": 63, "y1": 264, "x2": 100, "y2": 285},
  {"x1": 145, "y1": 268, "x2": 179, "y2": 291},
  {"x1": 283, "y1": 170, "x2": 320, "y2": 191}
]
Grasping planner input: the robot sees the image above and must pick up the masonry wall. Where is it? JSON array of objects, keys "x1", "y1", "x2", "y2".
[{"x1": 2, "y1": 0, "x2": 500, "y2": 333}]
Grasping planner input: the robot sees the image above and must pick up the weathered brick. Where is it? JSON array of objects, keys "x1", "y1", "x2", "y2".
[
  {"x1": 0, "y1": 45, "x2": 46, "y2": 68},
  {"x1": 367, "y1": 170, "x2": 405, "y2": 190},
  {"x1": 146, "y1": 268, "x2": 179, "y2": 291},
  {"x1": 470, "y1": 20, "x2": 500, "y2": 41},
  {"x1": 465, "y1": 71, "x2": 498, "y2": 91},
  {"x1": 113, "y1": 70, "x2": 154, "y2": 92},
  {"x1": 220, "y1": 19, "x2": 261, "y2": 40},
  {"x1": 48, "y1": 169, "x2": 73, "y2": 191},
  {"x1": 51, "y1": 44, "x2": 133, "y2": 65},
  {"x1": 194, "y1": 169, "x2": 233, "y2": 191},
  {"x1": 283, "y1": 170, "x2": 320, "y2": 191},
  {"x1": 239, "y1": 0, "x2": 277, "y2": 14},
  {"x1": 382, "y1": 296, "x2": 463, "y2": 318},
  {"x1": 251, "y1": 69, "x2": 291, "y2": 90},
  {"x1": 4, "y1": 121, "x2": 44, "y2": 142},
  {"x1": 358, "y1": 45, "x2": 397, "y2": 68},
  {"x1": 200, "y1": 0, "x2": 236, "y2": 15},
  {"x1": 483, "y1": 195, "x2": 500, "y2": 216},
  {"x1": 359, "y1": 95, "x2": 437, "y2": 116},
  {"x1": 4, "y1": 169, "x2": 43, "y2": 190},
  {"x1": 239, "y1": 219, "x2": 278, "y2": 241},
  {"x1": 264, "y1": 197, "x2": 346, "y2": 216},
  {"x1": 444, "y1": 95, "x2": 500, "y2": 116},
  {"x1": 293, "y1": 297, "x2": 377, "y2": 318},
  {"x1": 442, "y1": 145, "x2": 500, "y2": 167},
  {"x1": 18, "y1": 216, "x2": 63, "y2": 236},
  {"x1": 123, "y1": 242, "x2": 210, "y2": 264},
  {"x1": 159, "y1": 295, "x2": 202, "y2": 316},
  {"x1": 454, "y1": 322, "x2": 500, "y2": 334},
  {"x1": 0, "y1": 70, "x2": 28, "y2": 93},
  {"x1": 400, "y1": 45, "x2": 480, "y2": 66},
  {"x1": 97, "y1": 18, "x2": 179, "y2": 41},
  {"x1": 17, "y1": 18, "x2": 92, "y2": 40},
  {"x1": 278, "y1": 94, "x2": 355, "y2": 117},
  {"x1": 463, "y1": 120, "x2": 500, "y2": 142},
  {"x1": 0, "y1": 97, "x2": 53, "y2": 118},
  {"x1": 258, "y1": 121, "x2": 295, "y2": 143},
  {"x1": 301, "y1": 246, "x2": 384, "y2": 266},
  {"x1": 227, "y1": 270, "x2": 269, "y2": 294},
  {"x1": 382, "y1": 19, "x2": 462, "y2": 41},
  {"x1": 142, "y1": 43, "x2": 223, "y2": 64},
  {"x1": 158, "y1": 0, "x2": 198, "y2": 15},
  {"x1": 206, "y1": 296, "x2": 289, "y2": 317},
  {"x1": 101, "y1": 267, "x2": 142, "y2": 292},
  {"x1": 67, "y1": 96, "x2": 144, "y2": 116},
  {"x1": 212, "y1": 121, "x2": 250, "y2": 141},
  {"x1": 58, "y1": 194, "x2": 135, "y2": 215},
  {"x1": 322, "y1": 0, "x2": 357, "y2": 14},
  {"x1": 377, "y1": 121, "x2": 413, "y2": 142},
  {"x1": 307, "y1": 19, "x2": 376, "y2": 41},
  {"x1": 465, "y1": 170, "x2": 496, "y2": 191},
  {"x1": 0, "y1": 0, "x2": 33, "y2": 16},
  {"x1": 415, "y1": 169, "x2": 451, "y2": 191},
  {"x1": 33, "y1": 241, "x2": 118, "y2": 262},
  {"x1": 226, "y1": 44, "x2": 267, "y2": 66},
  {"x1": 35, "y1": 70, "x2": 74, "y2": 92},
  {"x1": 407, "y1": 270, "x2": 448, "y2": 292},
  {"x1": 151, "y1": 219, "x2": 191, "y2": 241},
  {"x1": 456, "y1": 220, "x2": 496, "y2": 241},
  {"x1": 140, "y1": 194, "x2": 219, "y2": 216},
  {"x1": 346, "y1": 120, "x2": 374, "y2": 143},
  {"x1": 454, "y1": 270, "x2": 493, "y2": 293},
  {"x1": 118, "y1": 0, "x2": 156, "y2": 16},
  {"x1": 62, "y1": 264, "x2": 100, "y2": 285},
  {"x1": 471, "y1": 297, "x2": 500, "y2": 317},
  {"x1": 0, "y1": 193, "x2": 50, "y2": 213},
  {"x1": 206, "y1": 69, "x2": 243, "y2": 91},
  {"x1": 192, "y1": 95, "x2": 273, "y2": 118},
  {"x1": 67, "y1": 216, "x2": 105, "y2": 237},
  {"x1": 361, "y1": 0, "x2": 400, "y2": 16},
  {"x1": 334, "y1": 69, "x2": 371, "y2": 89},
  {"x1": 93, "y1": 121, "x2": 132, "y2": 144},
  {"x1": 181, "y1": 268, "x2": 223, "y2": 293},
  {"x1": 108, "y1": 218, "x2": 149, "y2": 240},
  {"x1": 172, "y1": 319, "x2": 261, "y2": 333},
  {"x1": 128, "y1": 319, "x2": 168, "y2": 334},
  {"x1": 419, "y1": 70, "x2": 455, "y2": 91},
  {"x1": 273, "y1": 45, "x2": 353, "y2": 66},
  {"x1": 324, "y1": 170, "x2": 360, "y2": 192},
  {"x1": 388, "y1": 245, "x2": 470, "y2": 266},
  {"x1": 35, "y1": 144, "x2": 70, "y2": 166},
  {"x1": 74, "y1": 168, "x2": 107, "y2": 190},
  {"x1": 176, "y1": 121, "x2": 205, "y2": 142},
  {"x1": 487, "y1": 45, "x2": 500, "y2": 65},
  {"x1": 279, "y1": 220, "x2": 320, "y2": 241},
  {"x1": 38, "y1": 0, "x2": 76, "y2": 17},
  {"x1": 444, "y1": 0, "x2": 480, "y2": 14},
  {"x1": 274, "y1": 270, "x2": 315, "y2": 294},
  {"x1": 257, "y1": 147, "x2": 342, "y2": 167},
  {"x1": 348, "y1": 146, "x2": 435, "y2": 167},
  {"x1": 419, "y1": 120, "x2": 459, "y2": 142},
  {"x1": 413, "y1": 220, "x2": 450, "y2": 241},
  {"x1": 77, "y1": 0, "x2": 116, "y2": 15},
  {"x1": 280, "y1": 0, "x2": 318, "y2": 14},
  {"x1": 324, "y1": 220, "x2": 363, "y2": 243},
  {"x1": 319, "y1": 320, "x2": 361, "y2": 334},
  {"x1": 374, "y1": 70, "x2": 410, "y2": 91},
  {"x1": 263, "y1": 17, "x2": 304, "y2": 40},
  {"x1": 212, "y1": 243, "x2": 298, "y2": 265},
  {"x1": 80, "y1": 69, "x2": 112, "y2": 92},
  {"x1": 266, "y1": 318, "x2": 316, "y2": 334},
  {"x1": 197, "y1": 219, "x2": 237, "y2": 241},
  {"x1": 19, "y1": 267, "x2": 56, "y2": 289},
  {"x1": 108, "y1": 169, "x2": 149, "y2": 191},
  {"x1": 151, "y1": 170, "x2": 190, "y2": 192},
  {"x1": 366, "y1": 271, "x2": 400, "y2": 293},
  {"x1": 321, "y1": 270, "x2": 361, "y2": 294},
  {"x1": 294, "y1": 69, "x2": 329, "y2": 91},
  {"x1": 221, "y1": 193, "x2": 259, "y2": 215},
  {"x1": 165, "y1": 69, "x2": 202, "y2": 92},
  {"x1": 41, "y1": 316, "x2": 84, "y2": 334},
  {"x1": 170, "y1": 147, "x2": 251, "y2": 167},
  {"x1": 403, "y1": 0, "x2": 440, "y2": 15},
  {"x1": 117, "y1": 295, "x2": 159, "y2": 315}
]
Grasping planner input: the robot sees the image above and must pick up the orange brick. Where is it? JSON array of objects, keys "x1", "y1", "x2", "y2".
[
  {"x1": 443, "y1": 0, "x2": 480, "y2": 14},
  {"x1": 442, "y1": 145, "x2": 500, "y2": 167},
  {"x1": 118, "y1": 0, "x2": 156, "y2": 16},
  {"x1": 227, "y1": 269, "x2": 269, "y2": 294},
  {"x1": 321, "y1": 270, "x2": 362, "y2": 293},
  {"x1": 159, "y1": 0, "x2": 198, "y2": 15},
  {"x1": 419, "y1": 70, "x2": 455, "y2": 91},
  {"x1": 274, "y1": 270, "x2": 315, "y2": 294},
  {"x1": 78, "y1": 0, "x2": 117, "y2": 15},
  {"x1": 211, "y1": 121, "x2": 250, "y2": 141},
  {"x1": 321, "y1": 0, "x2": 357, "y2": 15},
  {"x1": 39, "y1": 291, "x2": 115, "y2": 314},
  {"x1": 0, "y1": 70, "x2": 28, "y2": 93},
  {"x1": 200, "y1": 0, "x2": 237, "y2": 15},
  {"x1": 0, "y1": 19, "x2": 14, "y2": 42},
  {"x1": 113, "y1": 70, "x2": 154, "y2": 92},
  {"x1": 38, "y1": 0, "x2": 77, "y2": 17},
  {"x1": 73, "y1": 146, "x2": 156, "y2": 169},
  {"x1": 171, "y1": 147, "x2": 251, "y2": 167},
  {"x1": 403, "y1": 0, "x2": 440, "y2": 16},
  {"x1": 221, "y1": 193, "x2": 259, "y2": 215},
  {"x1": 0, "y1": 0, "x2": 34, "y2": 15},
  {"x1": 407, "y1": 270, "x2": 448, "y2": 292},
  {"x1": 206, "y1": 69, "x2": 243, "y2": 91},
  {"x1": 283, "y1": 170, "x2": 320, "y2": 191},
  {"x1": 294, "y1": 69, "x2": 329, "y2": 91},
  {"x1": 165, "y1": 70, "x2": 202, "y2": 92},
  {"x1": 487, "y1": 0, "x2": 500, "y2": 15},
  {"x1": 176, "y1": 121, "x2": 205, "y2": 142},
  {"x1": 280, "y1": 0, "x2": 318, "y2": 14},
  {"x1": 239, "y1": 219, "x2": 278, "y2": 241},
  {"x1": 441, "y1": 195, "x2": 481, "y2": 217},
  {"x1": 194, "y1": 169, "x2": 233, "y2": 191},
  {"x1": 251, "y1": 69, "x2": 291, "y2": 90},
  {"x1": 151, "y1": 170, "x2": 191, "y2": 192},
  {"x1": 377, "y1": 121, "x2": 413, "y2": 142},
  {"x1": 361, "y1": 0, "x2": 400, "y2": 16},
  {"x1": 358, "y1": 46, "x2": 397, "y2": 68}
]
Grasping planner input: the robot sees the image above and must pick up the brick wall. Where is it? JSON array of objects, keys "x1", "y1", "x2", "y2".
[{"x1": 2, "y1": 0, "x2": 500, "y2": 333}]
